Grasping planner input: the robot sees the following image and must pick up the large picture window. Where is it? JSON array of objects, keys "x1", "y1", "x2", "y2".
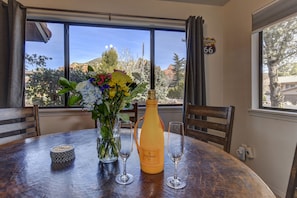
[{"x1": 25, "y1": 21, "x2": 186, "y2": 107}]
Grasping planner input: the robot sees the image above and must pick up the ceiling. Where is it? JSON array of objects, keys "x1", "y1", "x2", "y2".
[{"x1": 159, "y1": 0, "x2": 230, "y2": 6}]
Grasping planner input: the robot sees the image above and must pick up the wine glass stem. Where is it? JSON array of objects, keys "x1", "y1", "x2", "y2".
[
  {"x1": 174, "y1": 161, "x2": 178, "y2": 179},
  {"x1": 123, "y1": 158, "x2": 127, "y2": 176}
]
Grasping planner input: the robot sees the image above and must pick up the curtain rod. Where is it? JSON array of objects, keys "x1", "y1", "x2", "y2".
[{"x1": 26, "y1": 6, "x2": 186, "y2": 23}]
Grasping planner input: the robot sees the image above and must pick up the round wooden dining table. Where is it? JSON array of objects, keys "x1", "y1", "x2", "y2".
[{"x1": 0, "y1": 129, "x2": 275, "y2": 198}]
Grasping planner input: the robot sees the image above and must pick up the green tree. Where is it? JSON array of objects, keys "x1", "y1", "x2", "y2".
[
  {"x1": 25, "y1": 54, "x2": 52, "y2": 69},
  {"x1": 69, "y1": 68, "x2": 88, "y2": 82},
  {"x1": 288, "y1": 64, "x2": 297, "y2": 75},
  {"x1": 26, "y1": 68, "x2": 63, "y2": 106},
  {"x1": 155, "y1": 65, "x2": 170, "y2": 103},
  {"x1": 170, "y1": 53, "x2": 185, "y2": 87},
  {"x1": 126, "y1": 57, "x2": 170, "y2": 103},
  {"x1": 25, "y1": 53, "x2": 62, "y2": 106},
  {"x1": 123, "y1": 57, "x2": 150, "y2": 103},
  {"x1": 25, "y1": 53, "x2": 86, "y2": 107},
  {"x1": 263, "y1": 16, "x2": 297, "y2": 107},
  {"x1": 278, "y1": 63, "x2": 297, "y2": 76},
  {"x1": 167, "y1": 53, "x2": 185, "y2": 100},
  {"x1": 100, "y1": 48, "x2": 118, "y2": 72},
  {"x1": 80, "y1": 49, "x2": 150, "y2": 103},
  {"x1": 167, "y1": 81, "x2": 184, "y2": 100}
]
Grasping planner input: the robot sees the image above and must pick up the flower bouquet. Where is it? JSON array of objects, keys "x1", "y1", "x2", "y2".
[{"x1": 58, "y1": 66, "x2": 147, "y2": 163}]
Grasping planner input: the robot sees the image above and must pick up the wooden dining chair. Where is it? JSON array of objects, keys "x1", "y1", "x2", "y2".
[
  {"x1": 286, "y1": 144, "x2": 297, "y2": 198},
  {"x1": 185, "y1": 104, "x2": 235, "y2": 153},
  {"x1": 120, "y1": 103, "x2": 138, "y2": 126},
  {"x1": 95, "y1": 103, "x2": 138, "y2": 128},
  {"x1": 0, "y1": 105, "x2": 41, "y2": 145}
]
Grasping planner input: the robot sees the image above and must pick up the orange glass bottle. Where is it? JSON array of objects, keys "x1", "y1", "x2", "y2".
[{"x1": 134, "y1": 89, "x2": 164, "y2": 174}]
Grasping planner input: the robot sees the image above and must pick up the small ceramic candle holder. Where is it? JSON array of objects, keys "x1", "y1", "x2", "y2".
[{"x1": 50, "y1": 144, "x2": 75, "y2": 164}]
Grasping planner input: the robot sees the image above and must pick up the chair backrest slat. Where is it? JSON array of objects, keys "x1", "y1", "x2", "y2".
[
  {"x1": 1, "y1": 108, "x2": 35, "y2": 120},
  {"x1": 186, "y1": 128, "x2": 226, "y2": 145},
  {"x1": 0, "y1": 121, "x2": 35, "y2": 135},
  {"x1": 185, "y1": 104, "x2": 235, "y2": 153},
  {"x1": 187, "y1": 119, "x2": 227, "y2": 132},
  {"x1": 0, "y1": 105, "x2": 40, "y2": 145},
  {"x1": 187, "y1": 106, "x2": 230, "y2": 119},
  {"x1": 120, "y1": 103, "x2": 138, "y2": 125}
]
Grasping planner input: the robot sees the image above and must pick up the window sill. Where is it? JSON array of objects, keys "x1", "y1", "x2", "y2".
[
  {"x1": 39, "y1": 105, "x2": 183, "y2": 116},
  {"x1": 248, "y1": 108, "x2": 297, "y2": 123},
  {"x1": 39, "y1": 108, "x2": 91, "y2": 117}
]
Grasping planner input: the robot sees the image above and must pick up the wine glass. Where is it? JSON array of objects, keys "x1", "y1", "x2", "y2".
[
  {"x1": 166, "y1": 121, "x2": 186, "y2": 189},
  {"x1": 115, "y1": 120, "x2": 134, "y2": 185}
]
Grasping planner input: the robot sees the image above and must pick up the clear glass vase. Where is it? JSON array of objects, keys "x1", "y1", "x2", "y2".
[{"x1": 96, "y1": 118, "x2": 120, "y2": 163}]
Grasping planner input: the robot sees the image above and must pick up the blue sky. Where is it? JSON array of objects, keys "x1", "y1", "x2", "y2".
[{"x1": 26, "y1": 23, "x2": 186, "y2": 70}]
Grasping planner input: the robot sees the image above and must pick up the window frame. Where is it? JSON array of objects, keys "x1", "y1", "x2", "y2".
[
  {"x1": 257, "y1": 17, "x2": 297, "y2": 113},
  {"x1": 25, "y1": 18, "x2": 185, "y2": 108},
  {"x1": 252, "y1": 0, "x2": 297, "y2": 113}
]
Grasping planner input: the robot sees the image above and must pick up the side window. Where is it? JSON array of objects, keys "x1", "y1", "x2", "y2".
[{"x1": 260, "y1": 15, "x2": 297, "y2": 111}]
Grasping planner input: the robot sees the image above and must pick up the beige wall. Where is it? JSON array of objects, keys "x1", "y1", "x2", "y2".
[
  {"x1": 19, "y1": 0, "x2": 297, "y2": 197},
  {"x1": 224, "y1": 0, "x2": 297, "y2": 197}
]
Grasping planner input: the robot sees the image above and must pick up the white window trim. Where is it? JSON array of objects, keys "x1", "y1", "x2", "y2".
[
  {"x1": 248, "y1": 108, "x2": 297, "y2": 123},
  {"x1": 250, "y1": 31, "x2": 297, "y2": 122},
  {"x1": 27, "y1": 7, "x2": 185, "y2": 30},
  {"x1": 252, "y1": 0, "x2": 297, "y2": 32},
  {"x1": 250, "y1": 0, "x2": 297, "y2": 121}
]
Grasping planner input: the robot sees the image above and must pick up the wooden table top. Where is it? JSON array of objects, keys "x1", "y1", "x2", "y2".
[{"x1": 0, "y1": 129, "x2": 275, "y2": 198}]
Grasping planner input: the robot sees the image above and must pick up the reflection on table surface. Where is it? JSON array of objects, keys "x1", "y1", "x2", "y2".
[{"x1": 0, "y1": 129, "x2": 275, "y2": 198}]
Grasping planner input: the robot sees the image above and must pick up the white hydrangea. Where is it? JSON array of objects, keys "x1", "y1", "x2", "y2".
[{"x1": 76, "y1": 80, "x2": 102, "y2": 111}]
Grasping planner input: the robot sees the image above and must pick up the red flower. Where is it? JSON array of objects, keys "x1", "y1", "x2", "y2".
[{"x1": 97, "y1": 74, "x2": 106, "y2": 86}]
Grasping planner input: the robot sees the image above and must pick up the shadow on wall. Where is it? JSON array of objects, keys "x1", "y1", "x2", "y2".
[
  {"x1": 40, "y1": 112, "x2": 95, "y2": 135},
  {"x1": 39, "y1": 107, "x2": 183, "y2": 135}
]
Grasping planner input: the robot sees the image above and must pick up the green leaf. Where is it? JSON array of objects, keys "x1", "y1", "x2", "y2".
[
  {"x1": 88, "y1": 65, "x2": 94, "y2": 72},
  {"x1": 69, "y1": 81, "x2": 77, "y2": 89},
  {"x1": 124, "y1": 82, "x2": 148, "y2": 102},
  {"x1": 101, "y1": 126, "x2": 111, "y2": 139},
  {"x1": 68, "y1": 95, "x2": 82, "y2": 105},
  {"x1": 118, "y1": 113, "x2": 129, "y2": 122},
  {"x1": 58, "y1": 77, "x2": 77, "y2": 94},
  {"x1": 92, "y1": 112, "x2": 96, "y2": 120},
  {"x1": 57, "y1": 88, "x2": 72, "y2": 95},
  {"x1": 103, "y1": 101, "x2": 111, "y2": 115},
  {"x1": 58, "y1": 77, "x2": 71, "y2": 87}
]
